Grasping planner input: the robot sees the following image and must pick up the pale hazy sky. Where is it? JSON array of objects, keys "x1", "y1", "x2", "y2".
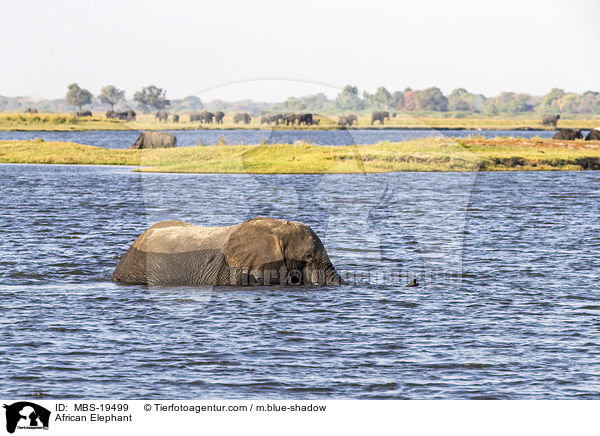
[{"x1": 1, "y1": 0, "x2": 598, "y2": 101}]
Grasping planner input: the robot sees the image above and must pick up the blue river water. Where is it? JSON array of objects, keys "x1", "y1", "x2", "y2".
[
  {"x1": 1, "y1": 164, "x2": 599, "y2": 399},
  {"x1": 0, "y1": 128, "x2": 566, "y2": 148}
]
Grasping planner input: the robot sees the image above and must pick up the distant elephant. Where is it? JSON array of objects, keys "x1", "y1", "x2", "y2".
[
  {"x1": 155, "y1": 111, "x2": 169, "y2": 122},
  {"x1": 233, "y1": 112, "x2": 251, "y2": 124},
  {"x1": 115, "y1": 110, "x2": 136, "y2": 121},
  {"x1": 172, "y1": 114, "x2": 180, "y2": 123},
  {"x1": 282, "y1": 113, "x2": 296, "y2": 126},
  {"x1": 371, "y1": 111, "x2": 389, "y2": 125},
  {"x1": 260, "y1": 114, "x2": 281, "y2": 125},
  {"x1": 76, "y1": 110, "x2": 92, "y2": 117},
  {"x1": 296, "y1": 113, "x2": 314, "y2": 126},
  {"x1": 112, "y1": 217, "x2": 344, "y2": 286},
  {"x1": 189, "y1": 112, "x2": 202, "y2": 122},
  {"x1": 131, "y1": 131, "x2": 177, "y2": 149},
  {"x1": 214, "y1": 111, "x2": 225, "y2": 124},
  {"x1": 553, "y1": 128, "x2": 583, "y2": 140},
  {"x1": 585, "y1": 129, "x2": 600, "y2": 141},
  {"x1": 542, "y1": 114, "x2": 560, "y2": 127},
  {"x1": 199, "y1": 111, "x2": 214, "y2": 123},
  {"x1": 24, "y1": 107, "x2": 38, "y2": 114},
  {"x1": 106, "y1": 110, "x2": 116, "y2": 118},
  {"x1": 338, "y1": 114, "x2": 357, "y2": 126}
]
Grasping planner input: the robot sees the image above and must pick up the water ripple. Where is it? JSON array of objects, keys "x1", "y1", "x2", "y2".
[{"x1": 0, "y1": 165, "x2": 599, "y2": 399}]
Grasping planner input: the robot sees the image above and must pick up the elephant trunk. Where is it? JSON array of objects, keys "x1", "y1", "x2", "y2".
[
  {"x1": 323, "y1": 264, "x2": 344, "y2": 285},
  {"x1": 303, "y1": 255, "x2": 344, "y2": 285}
]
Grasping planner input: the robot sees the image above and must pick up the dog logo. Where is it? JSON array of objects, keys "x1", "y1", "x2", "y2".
[{"x1": 3, "y1": 402, "x2": 50, "y2": 434}]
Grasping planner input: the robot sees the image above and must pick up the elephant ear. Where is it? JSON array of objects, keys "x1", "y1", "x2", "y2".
[{"x1": 225, "y1": 218, "x2": 285, "y2": 270}]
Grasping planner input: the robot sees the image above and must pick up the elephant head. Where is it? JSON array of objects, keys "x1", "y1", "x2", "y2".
[{"x1": 225, "y1": 218, "x2": 343, "y2": 286}]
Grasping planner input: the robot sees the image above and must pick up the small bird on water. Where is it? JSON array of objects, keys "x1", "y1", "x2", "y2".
[{"x1": 406, "y1": 279, "x2": 419, "y2": 287}]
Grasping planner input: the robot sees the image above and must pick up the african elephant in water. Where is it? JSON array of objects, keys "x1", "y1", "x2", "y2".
[
  {"x1": 131, "y1": 131, "x2": 177, "y2": 149},
  {"x1": 112, "y1": 217, "x2": 344, "y2": 286}
]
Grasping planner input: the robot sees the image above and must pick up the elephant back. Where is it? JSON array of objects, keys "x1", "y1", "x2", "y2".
[{"x1": 112, "y1": 221, "x2": 236, "y2": 285}]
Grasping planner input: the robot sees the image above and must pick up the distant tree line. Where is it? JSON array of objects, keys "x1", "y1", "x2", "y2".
[
  {"x1": 269, "y1": 85, "x2": 600, "y2": 115},
  {"x1": 333, "y1": 85, "x2": 600, "y2": 115},
  {"x1": 3, "y1": 83, "x2": 600, "y2": 115}
]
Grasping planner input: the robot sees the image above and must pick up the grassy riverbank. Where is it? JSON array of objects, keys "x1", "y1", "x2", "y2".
[
  {"x1": 1, "y1": 137, "x2": 600, "y2": 172},
  {"x1": 1, "y1": 112, "x2": 599, "y2": 131},
  {"x1": 0, "y1": 113, "x2": 125, "y2": 131}
]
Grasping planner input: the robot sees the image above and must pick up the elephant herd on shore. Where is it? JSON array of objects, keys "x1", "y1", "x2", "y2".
[
  {"x1": 189, "y1": 111, "x2": 227, "y2": 124},
  {"x1": 259, "y1": 111, "x2": 393, "y2": 126},
  {"x1": 108, "y1": 110, "x2": 393, "y2": 126},
  {"x1": 28, "y1": 108, "x2": 392, "y2": 126},
  {"x1": 160, "y1": 111, "x2": 390, "y2": 126},
  {"x1": 187, "y1": 111, "x2": 319, "y2": 126},
  {"x1": 150, "y1": 111, "x2": 323, "y2": 126},
  {"x1": 260, "y1": 113, "x2": 319, "y2": 126},
  {"x1": 19, "y1": 108, "x2": 600, "y2": 139},
  {"x1": 106, "y1": 109, "x2": 137, "y2": 121}
]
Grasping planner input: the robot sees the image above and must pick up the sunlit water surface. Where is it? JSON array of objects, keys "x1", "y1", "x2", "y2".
[{"x1": 1, "y1": 164, "x2": 599, "y2": 399}]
